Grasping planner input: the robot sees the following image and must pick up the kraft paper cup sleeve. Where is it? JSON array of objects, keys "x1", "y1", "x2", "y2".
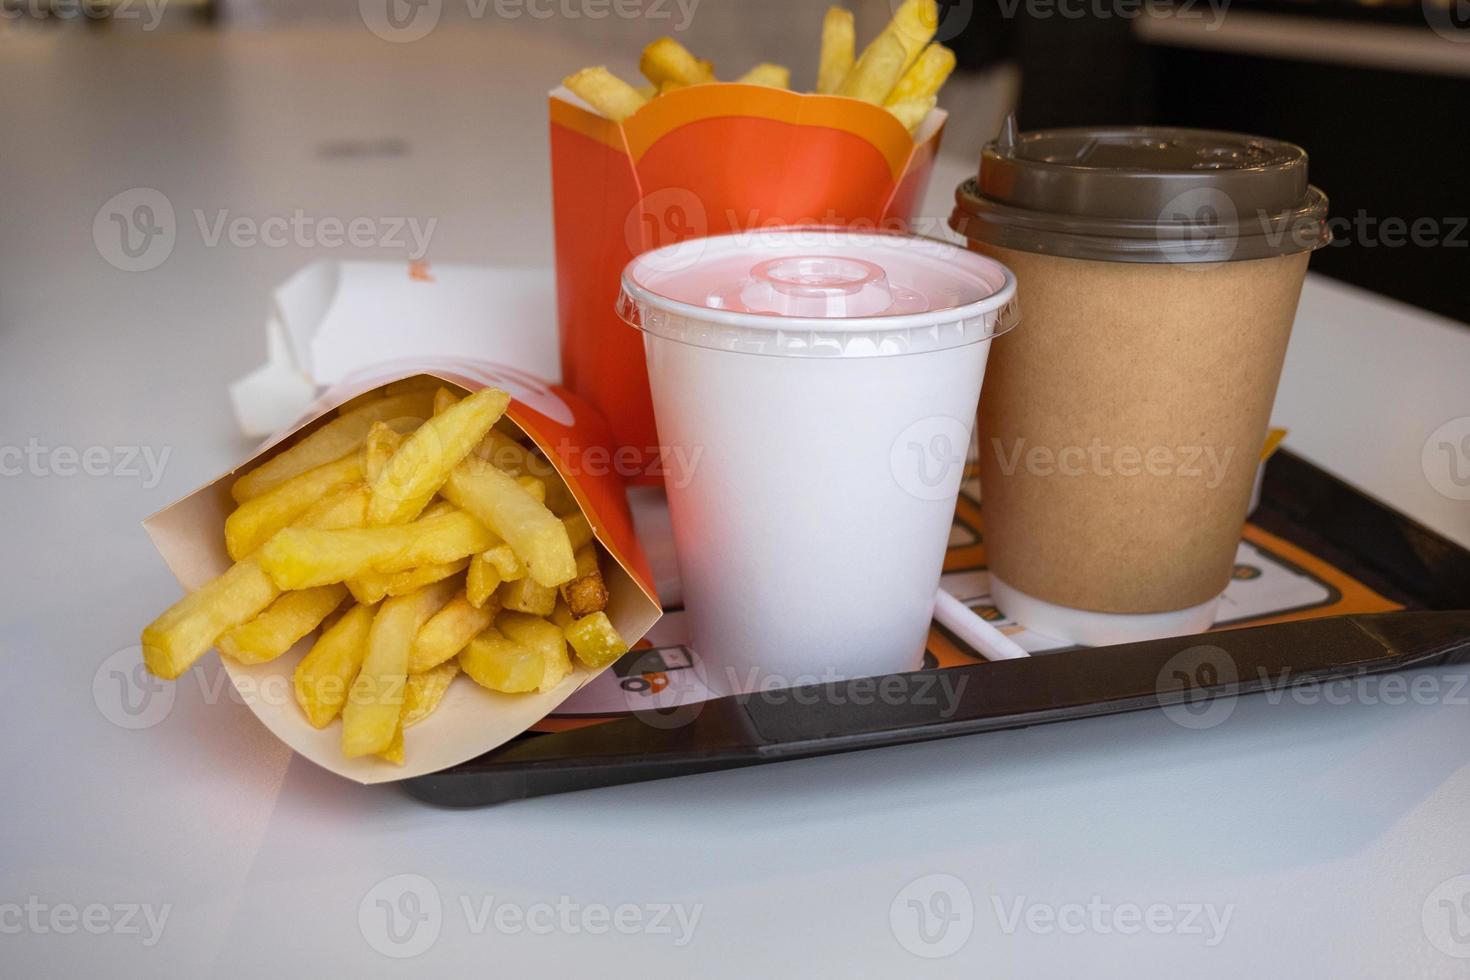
[{"x1": 142, "y1": 364, "x2": 660, "y2": 785}]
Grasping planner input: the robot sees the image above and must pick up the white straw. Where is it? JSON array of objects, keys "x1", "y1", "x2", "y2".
[{"x1": 933, "y1": 588, "x2": 1031, "y2": 661}]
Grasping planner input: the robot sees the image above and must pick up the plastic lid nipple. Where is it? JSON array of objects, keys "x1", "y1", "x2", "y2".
[{"x1": 727, "y1": 255, "x2": 895, "y2": 317}]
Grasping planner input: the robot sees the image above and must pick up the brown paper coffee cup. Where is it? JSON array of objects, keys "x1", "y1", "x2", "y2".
[{"x1": 952, "y1": 121, "x2": 1330, "y2": 642}]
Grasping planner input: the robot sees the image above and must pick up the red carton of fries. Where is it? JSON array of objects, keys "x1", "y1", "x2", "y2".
[
  {"x1": 141, "y1": 361, "x2": 661, "y2": 784},
  {"x1": 549, "y1": 83, "x2": 947, "y2": 481}
]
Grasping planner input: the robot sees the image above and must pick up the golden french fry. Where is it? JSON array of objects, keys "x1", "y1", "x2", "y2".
[
  {"x1": 886, "y1": 42, "x2": 954, "y2": 104},
  {"x1": 560, "y1": 545, "x2": 608, "y2": 618},
  {"x1": 431, "y1": 386, "x2": 459, "y2": 415},
  {"x1": 564, "y1": 611, "x2": 630, "y2": 670},
  {"x1": 550, "y1": 597, "x2": 574, "y2": 630},
  {"x1": 466, "y1": 554, "x2": 501, "y2": 607},
  {"x1": 473, "y1": 430, "x2": 577, "y2": 516},
  {"x1": 886, "y1": 95, "x2": 936, "y2": 134},
  {"x1": 735, "y1": 63, "x2": 790, "y2": 88},
  {"x1": 377, "y1": 723, "x2": 404, "y2": 764},
  {"x1": 260, "y1": 509, "x2": 496, "y2": 590},
  {"x1": 817, "y1": 6, "x2": 856, "y2": 94},
  {"x1": 347, "y1": 558, "x2": 469, "y2": 606},
  {"x1": 563, "y1": 512, "x2": 594, "y2": 552},
  {"x1": 408, "y1": 591, "x2": 500, "y2": 673},
  {"x1": 217, "y1": 584, "x2": 348, "y2": 665},
  {"x1": 636, "y1": 82, "x2": 657, "y2": 99},
  {"x1": 640, "y1": 37, "x2": 715, "y2": 87},
  {"x1": 564, "y1": 66, "x2": 649, "y2": 122},
  {"x1": 367, "y1": 387, "x2": 511, "y2": 526},
  {"x1": 459, "y1": 627, "x2": 542, "y2": 694},
  {"x1": 360, "y1": 421, "x2": 407, "y2": 485},
  {"x1": 230, "y1": 391, "x2": 433, "y2": 503},
  {"x1": 484, "y1": 543, "x2": 524, "y2": 580},
  {"x1": 141, "y1": 486, "x2": 369, "y2": 680},
  {"x1": 497, "y1": 611, "x2": 573, "y2": 692},
  {"x1": 499, "y1": 576, "x2": 558, "y2": 616},
  {"x1": 402, "y1": 660, "x2": 460, "y2": 727},
  {"x1": 142, "y1": 559, "x2": 279, "y2": 680},
  {"x1": 342, "y1": 580, "x2": 457, "y2": 757},
  {"x1": 442, "y1": 459, "x2": 576, "y2": 587},
  {"x1": 515, "y1": 474, "x2": 547, "y2": 504},
  {"x1": 840, "y1": 0, "x2": 937, "y2": 104},
  {"x1": 224, "y1": 453, "x2": 363, "y2": 560},
  {"x1": 293, "y1": 603, "x2": 375, "y2": 728}
]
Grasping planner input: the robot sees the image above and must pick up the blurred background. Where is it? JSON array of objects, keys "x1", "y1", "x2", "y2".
[{"x1": 1, "y1": 0, "x2": 1466, "y2": 325}]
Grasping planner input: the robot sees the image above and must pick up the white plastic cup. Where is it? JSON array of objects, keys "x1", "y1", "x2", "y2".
[{"x1": 618, "y1": 228, "x2": 1018, "y2": 692}]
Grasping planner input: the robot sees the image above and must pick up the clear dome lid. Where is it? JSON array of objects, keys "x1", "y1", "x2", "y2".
[{"x1": 617, "y1": 227, "x2": 1019, "y2": 357}]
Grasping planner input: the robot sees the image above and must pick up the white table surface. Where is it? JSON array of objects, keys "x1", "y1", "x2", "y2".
[{"x1": 3, "y1": 20, "x2": 1469, "y2": 980}]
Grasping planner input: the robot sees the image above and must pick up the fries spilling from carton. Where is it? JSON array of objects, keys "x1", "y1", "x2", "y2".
[
  {"x1": 141, "y1": 378, "x2": 637, "y2": 768},
  {"x1": 564, "y1": 0, "x2": 954, "y2": 132}
]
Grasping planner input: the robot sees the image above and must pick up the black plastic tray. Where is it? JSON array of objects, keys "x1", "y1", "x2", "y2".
[{"x1": 405, "y1": 450, "x2": 1470, "y2": 806}]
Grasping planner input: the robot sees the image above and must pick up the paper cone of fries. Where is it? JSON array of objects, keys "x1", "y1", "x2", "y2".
[
  {"x1": 549, "y1": 83, "x2": 947, "y2": 482},
  {"x1": 142, "y1": 362, "x2": 661, "y2": 784}
]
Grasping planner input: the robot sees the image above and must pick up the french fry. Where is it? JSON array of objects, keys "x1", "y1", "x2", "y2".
[
  {"x1": 442, "y1": 459, "x2": 576, "y2": 587},
  {"x1": 498, "y1": 611, "x2": 573, "y2": 692},
  {"x1": 361, "y1": 421, "x2": 403, "y2": 484},
  {"x1": 516, "y1": 474, "x2": 547, "y2": 504},
  {"x1": 886, "y1": 95, "x2": 936, "y2": 134},
  {"x1": 378, "y1": 725, "x2": 404, "y2": 765},
  {"x1": 563, "y1": 512, "x2": 594, "y2": 552},
  {"x1": 736, "y1": 63, "x2": 790, "y2": 88},
  {"x1": 224, "y1": 453, "x2": 363, "y2": 560},
  {"x1": 347, "y1": 558, "x2": 468, "y2": 606},
  {"x1": 564, "y1": 611, "x2": 630, "y2": 670},
  {"x1": 367, "y1": 387, "x2": 511, "y2": 526},
  {"x1": 564, "y1": 66, "x2": 649, "y2": 123},
  {"x1": 293, "y1": 602, "x2": 375, "y2": 728},
  {"x1": 408, "y1": 591, "x2": 500, "y2": 673},
  {"x1": 560, "y1": 545, "x2": 608, "y2": 618},
  {"x1": 465, "y1": 554, "x2": 501, "y2": 608},
  {"x1": 142, "y1": 559, "x2": 280, "y2": 680},
  {"x1": 459, "y1": 627, "x2": 542, "y2": 694},
  {"x1": 341, "y1": 579, "x2": 457, "y2": 757},
  {"x1": 402, "y1": 660, "x2": 460, "y2": 727},
  {"x1": 817, "y1": 6, "x2": 856, "y2": 94},
  {"x1": 141, "y1": 486, "x2": 369, "y2": 680},
  {"x1": 473, "y1": 430, "x2": 577, "y2": 516},
  {"x1": 229, "y1": 391, "x2": 433, "y2": 503},
  {"x1": 217, "y1": 584, "x2": 348, "y2": 665},
  {"x1": 499, "y1": 575, "x2": 558, "y2": 616},
  {"x1": 886, "y1": 42, "x2": 954, "y2": 104},
  {"x1": 640, "y1": 37, "x2": 715, "y2": 88},
  {"x1": 484, "y1": 543, "x2": 524, "y2": 580},
  {"x1": 260, "y1": 509, "x2": 496, "y2": 590},
  {"x1": 839, "y1": 0, "x2": 937, "y2": 104}
]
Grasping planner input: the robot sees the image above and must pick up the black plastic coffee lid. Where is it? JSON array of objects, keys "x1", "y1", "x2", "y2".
[{"x1": 950, "y1": 115, "x2": 1331, "y2": 264}]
